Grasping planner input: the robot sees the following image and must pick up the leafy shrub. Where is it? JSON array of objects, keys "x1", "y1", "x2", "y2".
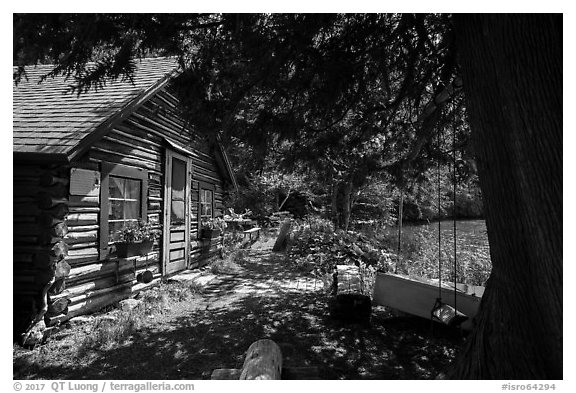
[
  {"x1": 289, "y1": 217, "x2": 394, "y2": 277},
  {"x1": 292, "y1": 216, "x2": 492, "y2": 290}
]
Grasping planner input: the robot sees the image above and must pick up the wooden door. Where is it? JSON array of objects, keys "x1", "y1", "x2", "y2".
[{"x1": 163, "y1": 150, "x2": 192, "y2": 275}]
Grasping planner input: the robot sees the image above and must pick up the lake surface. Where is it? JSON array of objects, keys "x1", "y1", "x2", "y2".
[{"x1": 387, "y1": 219, "x2": 492, "y2": 286}]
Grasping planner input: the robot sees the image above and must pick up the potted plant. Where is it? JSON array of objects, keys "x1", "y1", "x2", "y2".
[
  {"x1": 200, "y1": 217, "x2": 227, "y2": 239},
  {"x1": 114, "y1": 220, "x2": 158, "y2": 258}
]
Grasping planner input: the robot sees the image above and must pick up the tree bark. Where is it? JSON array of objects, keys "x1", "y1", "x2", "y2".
[
  {"x1": 450, "y1": 14, "x2": 562, "y2": 379},
  {"x1": 332, "y1": 180, "x2": 353, "y2": 230}
]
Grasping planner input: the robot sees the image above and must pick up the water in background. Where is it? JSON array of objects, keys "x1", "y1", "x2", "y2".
[{"x1": 385, "y1": 219, "x2": 492, "y2": 286}]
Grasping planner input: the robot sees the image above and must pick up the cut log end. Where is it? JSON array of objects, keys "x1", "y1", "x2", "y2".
[{"x1": 240, "y1": 339, "x2": 283, "y2": 380}]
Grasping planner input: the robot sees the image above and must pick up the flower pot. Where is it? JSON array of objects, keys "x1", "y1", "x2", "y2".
[
  {"x1": 115, "y1": 240, "x2": 154, "y2": 258},
  {"x1": 201, "y1": 228, "x2": 221, "y2": 239}
]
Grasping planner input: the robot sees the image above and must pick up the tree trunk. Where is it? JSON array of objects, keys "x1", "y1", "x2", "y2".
[
  {"x1": 332, "y1": 180, "x2": 353, "y2": 230},
  {"x1": 450, "y1": 14, "x2": 562, "y2": 379}
]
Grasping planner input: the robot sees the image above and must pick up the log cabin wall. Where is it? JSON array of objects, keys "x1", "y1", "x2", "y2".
[
  {"x1": 14, "y1": 163, "x2": 72, "y2": 344},
  {"x1": 47, "y1": 85, "x2": 227, "y2": 327}
]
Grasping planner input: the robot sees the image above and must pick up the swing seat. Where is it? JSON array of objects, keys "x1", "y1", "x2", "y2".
[{"x1": 431, "y1": 298, "x2": 469, "y2": 327}]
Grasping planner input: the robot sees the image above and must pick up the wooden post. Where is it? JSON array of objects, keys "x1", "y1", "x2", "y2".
[
  {"x1": 272, "y1": 220, "x2": 292, "y2": 252},
  {"x1": 239, "y1": 339, "x2": 283, "y2": 380}
]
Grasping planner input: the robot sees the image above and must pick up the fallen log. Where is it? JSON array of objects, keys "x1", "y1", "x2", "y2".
[
  {"x1": 240, "y1": 339, "x2": 283, "y2": 380},
  {"x1": 211, "y1": 339, "x2": 283, "y2": 380}
]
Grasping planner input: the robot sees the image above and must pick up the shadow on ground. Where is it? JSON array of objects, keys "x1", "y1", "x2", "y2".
[{"x1": 14, "y1": 249, "x2": 464, "y2": 380}]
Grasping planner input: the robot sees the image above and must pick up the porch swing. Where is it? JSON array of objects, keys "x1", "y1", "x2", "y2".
[{"x1": 372, "y1": 117, "x2": 483, "y2": 330}]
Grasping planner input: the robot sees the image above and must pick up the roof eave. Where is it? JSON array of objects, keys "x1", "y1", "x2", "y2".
[{"x1": 14, "y1": 151, "x2": 69, "y2": 164}]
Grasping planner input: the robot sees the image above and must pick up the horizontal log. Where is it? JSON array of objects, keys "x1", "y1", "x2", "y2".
[
  {"x1": 14, "y1": 184, "x2": 68, "y2": 198},
  {"x1": 97, "y1": 137, "x2": 162, "y2": 163},
  {"x1": 14, "y1": 236, "x2": 41, "y2": 245},
  {"x1": 148, "y1": 201, "x2": 161, "y2": 211},
  {"x1": 14, "y1": 196, "x2": 36, "y2": 205},
  {"x1": 149, "y1": 188, "x2": 161, "y2": 198},
  {"x1": 14, "y1": 216, "x2": 36, "y2": 225},
  {"x1": 38, "y1": 215, "x2": 64, "y2": 227},
  {"x1": 13, "y1": 167, "x2": 47, "y2": 177},
  {"x1": 18, "y1": 222, "x2": 68, "y2": 245},
  {"x1": 65, "y1": 272, "x2": 135, "y2": 299},
  {"x1": 39, "y1": 174, "x2": 69, "y2": 187},
  {"x1": 38, "y1": 205, "x2": 70, "y2": 223},
  {"x1": 240, "y1": 339, "x2": 283, "y2": 380},
  {"x1": 14, "y1": 253, "x2": 34, "y2": 264},
  {"x1": 68, "y1": 206, "x2": 100, "y2": 214},
  {"x1": 38, "y1": 235, "x2": 63, "y2": 246},
  {"x1": 14, "y1": 244, "x2": 68, "y2": 259},
  {"x1": 37, "y1": 194, "x2": 68, "y2": 209},
  {"x1": 67, "y1": 253, "x2": 159, "y2": 283},
  {"x1": 66, "y1": 247, "x2": 99, "y2": 265},
  {"x1": 68, "y1": 279, "x2": 134, "y2": 307},
  {"x1": 48, "y1": 289, "x2": 70, "y2": 302},
  {"x1": 68, "y1": 195, "x2": 99, "y2": 207},
  {"x1": 64, "y1": 230, "x2": 98, "y2": 244},
  {"x1": 46, "y1": 276, "x2": 161, "y2": 326},
  {"x1": 66, "y1": 213, "x2": 98, "y2": 226},
  {"x1": 68, "y1": 241, "x2": 99, "y2": 250},
  {"x1": 89, "y1": 149, "x2": 161, "y2": 173},
  {"x1": 108, "y1": 127, "x2": 164, "y2": 152},
  {"x1": 67, "y1": 224, "x2": 99, "y2": 233},
  {"x1": 33, "y1": 252, "x2": 64, "y2": 268}
]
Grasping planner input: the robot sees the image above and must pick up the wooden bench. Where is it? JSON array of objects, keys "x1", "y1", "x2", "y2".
[{"x1": 243, "y1": 227, "x2": 261, "y2": 242}]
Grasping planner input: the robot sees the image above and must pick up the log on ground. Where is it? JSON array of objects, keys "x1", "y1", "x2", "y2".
[{"x1": 240, "y1": 339, "x2": 283, "y2": 380}]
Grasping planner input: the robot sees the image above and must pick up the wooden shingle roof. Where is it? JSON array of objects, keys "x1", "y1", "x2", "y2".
[{"x1": 13, "y1": 57, "x2": 179, "y2": 160}]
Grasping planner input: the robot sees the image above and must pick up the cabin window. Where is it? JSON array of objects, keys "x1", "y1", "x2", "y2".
[
  {"x1": 100, "y1": 163, "x2": 148, "y2": 257},
  {"x1": 108, "y1": 176, "x2": 142, "y2": 241},
  {"x1": 200, "y1": 189, "x2": 214, "y2": 218}
]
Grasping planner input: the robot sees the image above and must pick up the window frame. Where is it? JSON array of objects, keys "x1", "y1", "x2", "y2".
[
  {"x1": 197, "y1": 181, "x2": 215, "y2": 238},
  {"x1": 199, "y1": 189, "x2": 214, "y2": 219},
  {"x1": 99, "y1": 162, "x2": 148, "y2": 258}
]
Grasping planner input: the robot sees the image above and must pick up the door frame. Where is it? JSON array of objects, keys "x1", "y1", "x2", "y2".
[{"x1": 162, "y1": 149, "x2": 193, "y2": 275}]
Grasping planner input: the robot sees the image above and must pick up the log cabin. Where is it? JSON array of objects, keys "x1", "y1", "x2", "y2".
[{"x1": 13, "y1": 57, "x2": 237, "y2": 344}]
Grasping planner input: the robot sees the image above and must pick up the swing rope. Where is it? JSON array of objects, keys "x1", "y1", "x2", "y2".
[
  {"x1": 452, "y1": 111, "x2": 458, "y2": 318},
  {"x1": 430, "y1": 109, "x2": 467, "y2": 328},
  {"x1": 437, "y1": 128, "x2": 442, "y2": 300}
]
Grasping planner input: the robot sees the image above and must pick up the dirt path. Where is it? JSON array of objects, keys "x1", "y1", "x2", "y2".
[{"x1": 14, "y1": 239, "x2": 464, "y2": 380}]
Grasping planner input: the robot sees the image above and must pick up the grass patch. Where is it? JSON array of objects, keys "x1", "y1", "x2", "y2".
[
  {"x1": 209, "y1": 248, "x2": 249, "y2": 274},
  {"x1": 79, "y1": 311, "x2": 140, "y2": 351},
  {"x1": 70, "y1": 281, "x2": 205, "y2": 353}
]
